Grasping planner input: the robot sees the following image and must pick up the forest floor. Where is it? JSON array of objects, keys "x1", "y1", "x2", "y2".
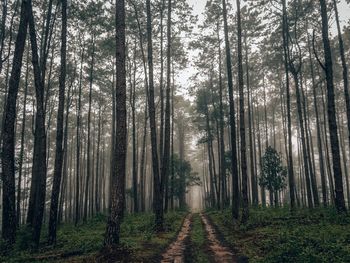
[
  {"x1": 0, "y1": 212, "x2": 187, "y2": 263},
  {"x1": 208, "y1": 206, "x2": 350, "y2": 262},
  {"x1": 1, "y1": 207, "x2": 350, "y2": 262}
]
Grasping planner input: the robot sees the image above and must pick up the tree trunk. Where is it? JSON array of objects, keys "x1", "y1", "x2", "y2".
[
  {"x1": 1, "y1": 0, "x2": 29, "y2": 246},
  {"x1": 95, "y1": 105, "x2": 102, "y2": 214},
  {"x1": 307, "y1": 30, "x2": 327, "y2": 206},
  {"x1": 26, "y1": 0, "x2": 48, "y2": 247},
  {"x1": 245, "y1": 30, "x2": 258, "y2": 207},
  {"x1": 281, "y1": 0, "x2": 296, "y2": 211},
  {"x1": 318, "y1": 0, "x2": 346, "y2": 213},
  {"x1": 333, "y1": 0, "x2": 350, "y2": 179},
  {"x1": 146, "y1": 0, "x2": 163, "y2": 231},
  {"x1": 17, "y1": 45, "x2": 29, "y2": 228},
  {"x1": 84, "y1": 35, "x2": 95, "y2": 221},
  {"x1": 104, "y1": 0, "x2": 127, "y2": 246},
  {"x1": 222, "y1": 0, "x2": 239, "y2": 221},
  {"x1": 160, "y1": 0, "x2": 172, "y2": 215},
  {"x1": 75, "y1": 42, "x2": 85, "y2": 226},
  {"x1": 48, "y1": 0, "x2": 67, "y2": 244},
  {"x1": 217, "y1": 22, "x2": 226, "y2": 208},
  {"x1": 236, "y1": 0, "x2": 249, "y2": 223}
]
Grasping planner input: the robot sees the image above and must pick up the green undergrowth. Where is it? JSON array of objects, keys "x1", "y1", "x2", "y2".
[
  {"x1": 208, "y1": 206, "x2": 350, "y2": 263},
  {"x1": 188, "y1": 214, "x2": 210, "y2": 263},
  {"x1": 1, "y1": 211, "x2": 187, "y2": 262}
]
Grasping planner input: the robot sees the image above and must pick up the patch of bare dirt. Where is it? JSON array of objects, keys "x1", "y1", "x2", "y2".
[
  {"x1": 200, "y1": 213, "x2": 237, "y2": 263},
  {"x1": 160, "y1": 214, "x2": 193, "y2": 263}
]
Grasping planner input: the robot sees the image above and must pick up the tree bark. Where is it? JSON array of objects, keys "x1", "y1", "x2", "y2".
[
  {"x1": 17, "y1": 45, "x2": 29, "y2": 228},
  {"x1": 332, "y1": 0, "x2": 350, "y2": 178},
  {"x1": 146, "y1": 0, "x2": 163, "y2": 231},
  {"x1": 104, "y1": 0, "x2": 127, "y2": 246},
  {"x1": 48, "y1": 0, "x2": 67, "y2": 244},
  {"x1": 1, "y1": 0, "x2": 29, "y2": 246},
  {"x1": 84, "y1": 35, "x2": 95, "y2": 222},
  {"x1": 236, "y1": 0, "x2": 249, "y2": 223},
  {"x1": 318, "y1": 0, "x2": 346, "y2": 213},
  {"x1": 282, "y1": 0, "x2": 296, "y2": 210},
  {"x1": 222, "y1": 0, "x2": 239, "y2": 221},
  {"x1": 26, "y1": 0, "x2": 48, "y2": 247}
]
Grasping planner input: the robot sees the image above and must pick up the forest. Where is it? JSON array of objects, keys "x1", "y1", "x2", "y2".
[{"x1": 0, "y1": 0, "x2": 350, "y2": 262}]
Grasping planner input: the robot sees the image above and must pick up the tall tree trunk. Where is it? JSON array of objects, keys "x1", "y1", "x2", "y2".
[
  {"x1": 95, "y1": 105, "x2": 102, "y2": 214},
  {"x1": 318, "y1": 0, "x2": 346, "y2": 213},
  {"x1": 222, "y1": 0, "x2": 239, "y2": 221},
  {"x1": 160, "y1": 0, "x2": 172, "y2": 214},
  {"x1": 17, "y1": 45, "x2": 29, "y2": 227},
  {"x1": 217, "y1": 22, "x2": 226, "y2": 208},
  {"x1": 26, "y1": 0, "x2": 48, "y2": 247},
  {"x1": 1, "y1": 0, "x2": 29, "y2": 246},
  {"x1": 282, "y1": 0, "x2": 296, "y2": 210},
  {"x1": 0, "y1": 0, "x2": 20, "y2": 146},
  {"x1": 48, "y1": 0, "x2": 67, "y2": 244},
  {"x1": 308, "y1": 30, "x2": 327, "y2": 206},
  {"x1": 256, "y1": 101, "x2": 266, "y2": 207},
  {"x1": 290, "y1": 70, "x2": 313, "y2": 208},
  {"x1": 58, "y1": 81, "x2": 73, "y2": 224},
  {"x1": 170, "y1": 69, "x2": 175, "y2": 210},
  {"x1": 0, "y1": 0, "x2": 7, "y2": 74},
  {"x1": 159, "y1": 0, "x2": 165, "y2": 160},
  {"x1": 130, "y1": 41, "x2": 138, "y2": 213},
  {"x1": 104, "y1": 0, "x2": 127, "y2": 246},
  {"x1": 84, "y1": 35, "x2": 95, "y2": 222},
  {"x1": 332, "y1": 0, "x2": 350, "y2": 172},
  {"x1": 236, "y1": 0, "x2": 249, "y2": 223},
  {"x1": 146, "y1": 0, "x2": 163, "y2": 231},
  {"x1": 139, "y1": 102, "x2": 148, "y2": 213},
  {"x1": 75, "y1": 42, "x2": 85, "y2": 226},
  {"x1": 245, "y1": 30, "x2": 258, "y2": 207},
  {"x1": 300, "y1": 73, "x2": 319, "y2": 206}
]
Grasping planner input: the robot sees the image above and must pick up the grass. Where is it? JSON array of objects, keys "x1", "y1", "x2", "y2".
[
  {"x1": 188, "y1": 214, "x2": 210, "y2": 263},
  {"x1": 0, "y1": 211, "x2": 187, "y2": 262},
  {"x1": 208, "y1": 206, "x2": 350, "y2": 263}
]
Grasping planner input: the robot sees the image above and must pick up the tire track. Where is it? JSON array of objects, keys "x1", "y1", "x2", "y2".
[
  {"x1": 161, "y1": 214, "x2": 192, "y2": 263},
  {"x1": 200, "y1": 213, "x2": 237, "y2": 263}
]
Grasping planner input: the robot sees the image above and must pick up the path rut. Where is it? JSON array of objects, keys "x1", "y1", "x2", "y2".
[
  {"x1": 200, "y1": 213, "x2": 236, "y2": 263},
  {"x1": 161, "y1": 214, "x2": 192, "y2": 263}
]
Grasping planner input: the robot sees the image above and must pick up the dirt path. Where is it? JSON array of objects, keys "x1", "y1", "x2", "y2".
[
  {"x1": 161, "y1": 213, "x2": 237, "y2": 263},
  {"x1": 161, "y1": 214, "x2": 192, "y2": 263},
  {"x1": 200, "y1": 213, "x2": 237, "y2": 263}
]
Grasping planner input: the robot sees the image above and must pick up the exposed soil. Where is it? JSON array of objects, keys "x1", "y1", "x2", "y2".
[
  {"x1": 200, "y1": 213, "x2": 237, "y2": 263},
  {"x1": 160, "y1": 214, "x2": 193, "y2": 263}
]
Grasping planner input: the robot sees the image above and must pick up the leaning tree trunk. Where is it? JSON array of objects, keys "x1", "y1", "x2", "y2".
[
  {"x1": 1, "y1": 0, "x2": 29, "y2": 246},
  {"x1": 17, "y1": 46, "x2": 30, "y2": 228}
]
